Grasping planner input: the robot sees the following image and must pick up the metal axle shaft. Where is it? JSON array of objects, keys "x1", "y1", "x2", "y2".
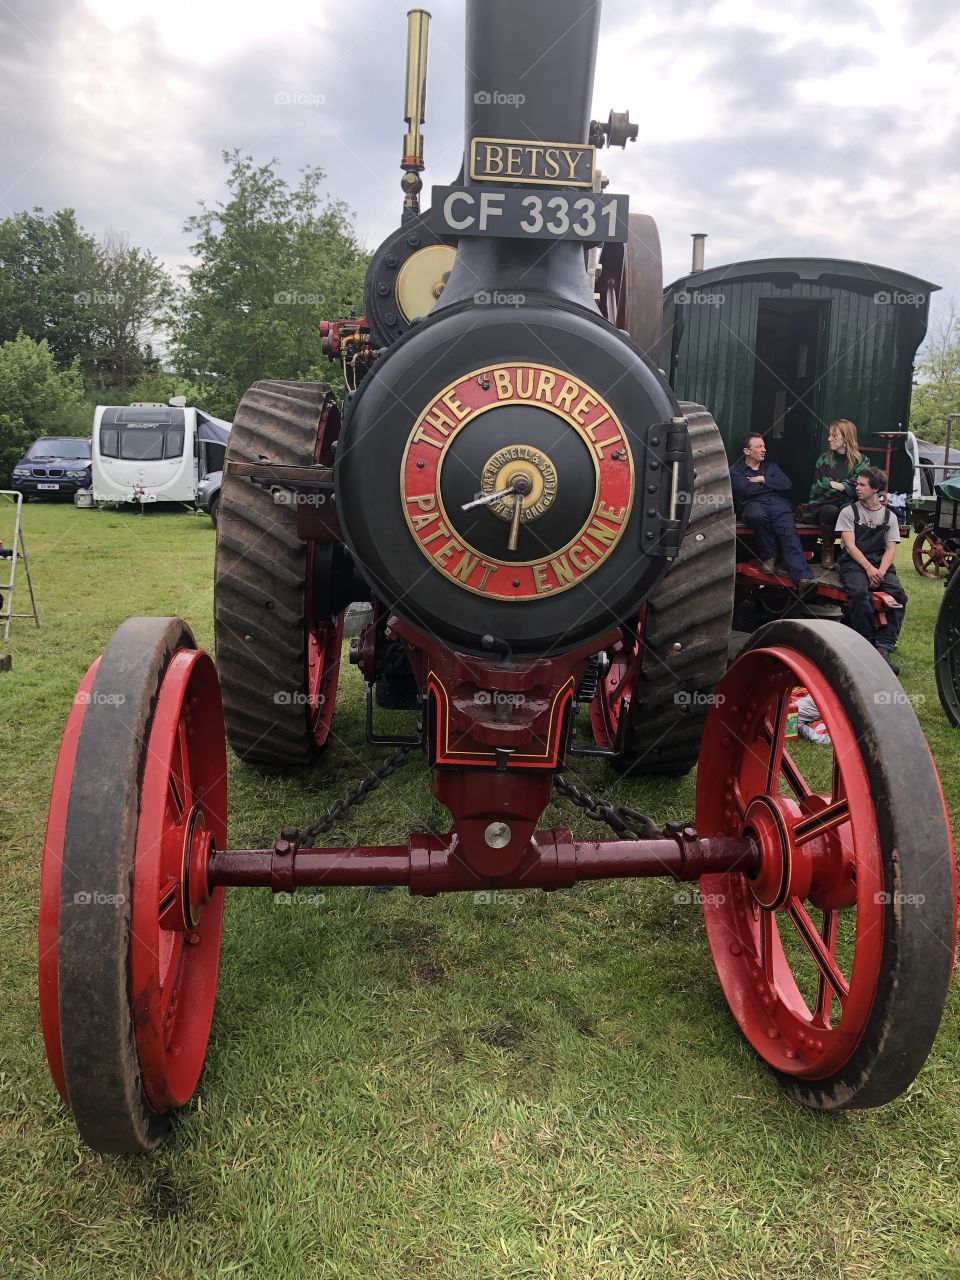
[{"x1": 207, "y1": 829, "x2": 758, "y2": 896}]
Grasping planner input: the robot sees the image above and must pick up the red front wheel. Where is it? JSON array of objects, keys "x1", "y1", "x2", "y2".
[
  {"x1": 696, "y1": 618, "x2": 956, "y2": 1109},
  {"x1": 40, "y1": 617, "x2": 227, "y2": 1151},
  {"x1": 131, "y1": 647, "x2": 226, "y2": 1113}
]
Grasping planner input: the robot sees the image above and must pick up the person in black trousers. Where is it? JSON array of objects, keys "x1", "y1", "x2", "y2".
[
  {"x1": 836, "y1": 466, "x2": 907, "y2": 674},
  {"x1": 729, "y1": 433, "x2": 816, "y2": 593}
]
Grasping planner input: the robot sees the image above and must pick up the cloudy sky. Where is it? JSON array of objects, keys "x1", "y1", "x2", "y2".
[{"x1": 2, "y1": 0, "x2": 958, "y2": 329}]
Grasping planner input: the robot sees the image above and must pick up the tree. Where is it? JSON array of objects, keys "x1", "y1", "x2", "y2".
[
  {"x1": 0, "y1": 209, "x2": 101, "y2": 368},
  {"x1": 170, "y1": 151, "x2": 368, "y2": 417},
  {"x1": 0, "y1": 210, "x2": 172, "y2": 395},
  {"x1": 911, "y1": 301, "x2": 960, "y2": 445},
  {"x1": 84, "y1": 232, "x2": 172, "y2": 393},
  {"x1": 125, "y1": 369, "x2": 206, "y2": 407},
  {"x1": 0, "y1": 332, "x2": 86, "y2": 482}
]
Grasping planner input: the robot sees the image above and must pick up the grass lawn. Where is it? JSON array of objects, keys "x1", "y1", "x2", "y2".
[{"x1": 2, "y1": 501, "x2": 959, "y2": 1280}]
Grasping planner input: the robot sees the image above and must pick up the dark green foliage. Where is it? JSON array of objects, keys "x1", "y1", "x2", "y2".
[
  {"x1": 0, "y1": 210, "x2": 171, "y2": 394},
  {"x1": 169, "y1": 151, "x2": 368, "y2": 417},
  {"x1": 0, "y1": 155, "x2": 366, "y2": 423},
  {"x1": 84, "y1": 232, "x2": 173, "y2": 392},
  {"x1": 911, "y1": 308, "x2": 960, "y2": 444},
  {"x1": 0, "y1": 331, "x2": 86, "y2": 481},
  {"x1": 0, "y1": 208, "x2": 99, "y2": 368}
]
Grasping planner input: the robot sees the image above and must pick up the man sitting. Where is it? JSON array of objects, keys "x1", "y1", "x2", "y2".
[
  {"x1": 836, "y1": 466, "x2": 907, "y2": 674},
  {"x1": 729, "y1": 433, "x2": 816, "y2": 594}
]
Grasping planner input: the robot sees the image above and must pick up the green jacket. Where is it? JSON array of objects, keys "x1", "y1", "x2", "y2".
[{"x1": 809, "y1": 450, "x2": 867, "y2": 506}]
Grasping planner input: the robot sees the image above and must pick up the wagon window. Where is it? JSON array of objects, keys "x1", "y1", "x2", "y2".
[
  {"x1": 119, "y1": 428, "x2": 165, "y2": 461},
  {"x1": 164, "y1": 428, "x2": 184, "y2": 459},
  {"x1": 204, "y1": 441, "x2": 226, "y2": 472},
  {"x1": 100, "y1": 427, "x2": 119, "y2": 458}
]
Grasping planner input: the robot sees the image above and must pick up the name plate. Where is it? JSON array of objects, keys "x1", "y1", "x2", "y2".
[{"x1": 469, "y1": 138, "x2": 596, "y2": 188}]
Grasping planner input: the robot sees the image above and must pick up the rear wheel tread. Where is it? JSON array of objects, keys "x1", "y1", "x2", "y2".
[
  {"x1": 621, "y1": 405, "x2": 736, "y2": 774},
  {"x1": 215, "y1": 380, "x2": 337, "y2": 766}
]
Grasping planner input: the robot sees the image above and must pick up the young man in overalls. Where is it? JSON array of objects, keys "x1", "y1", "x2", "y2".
[{"x1": 835, "y1": 466, "x2": 907, "y2": 673}]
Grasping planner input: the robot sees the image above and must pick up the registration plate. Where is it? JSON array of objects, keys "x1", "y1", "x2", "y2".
[
  {"x1": 38, "y1": 482, "x2": 60, "y2": 490},
  {"x1": 431, "y1": 185, "x2": 628, "y2": 243}
]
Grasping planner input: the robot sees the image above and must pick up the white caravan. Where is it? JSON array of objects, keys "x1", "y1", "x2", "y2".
[{"x1": 91, "y1": 400, "x2": 231, "y2": 505}]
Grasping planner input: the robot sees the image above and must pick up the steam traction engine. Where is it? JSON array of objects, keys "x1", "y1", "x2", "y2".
[{"x1": 41, "y1": 0, "x2": 956, "y2": 1152}]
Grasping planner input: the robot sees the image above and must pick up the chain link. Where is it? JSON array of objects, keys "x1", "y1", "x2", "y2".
[
  {"x1": 284, "y1": 749, "x2": 661, "y2": 848},
  {"x1": 289, "y1": 744, "x2": 416, "y2": 845},
  {"x1": 553, "y1": 773, "x2": 663, "y2": 841}
]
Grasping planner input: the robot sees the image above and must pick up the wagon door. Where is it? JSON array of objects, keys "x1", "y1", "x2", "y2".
[{"x1": 749, "y1": 298, "x2": 830, "y2": 495}]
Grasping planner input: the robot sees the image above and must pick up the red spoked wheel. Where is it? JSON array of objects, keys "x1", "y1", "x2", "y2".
[
  {"x1": 46, "y1": 617, "x2": 227, "y2": 1151},
  {"x1": 590, "y1": 615, "x2": 641, "y2": 750},
  {"x1": 696, "y1": 618, "x2": 956, "y2": 1109},
  {"x1": 131, "y1": 647, "x2": 226, "y2": 1113},
  {"x1": 304, "y1": 393, "x2": 345, "y2": 750},
  {"x1": 305, "y1": 614, "x2": 343, "y2": 748},
  {"x1": 912, "y1": 527, "x2": 957, "y2": 579},
  {"x1": 304, "y1": 565, "x2": 344, "y2": 750}
]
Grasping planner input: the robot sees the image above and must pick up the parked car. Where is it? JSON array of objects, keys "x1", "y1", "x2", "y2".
[
  {"x1": 10, "y1": 436, "x2": 92, "y2": 499},
  {"x1": 196, "y1": 470, "x2": 222, "y2": 525}
]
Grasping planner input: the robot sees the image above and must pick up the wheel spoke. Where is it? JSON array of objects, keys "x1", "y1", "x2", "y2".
[
  {"x1": 731, "y1": 780, "x2": 747, "y2": 821},
  {"x1": 176, "y1": 717, "x2": 194, "y2": 807},
  {"x1": 158, "y1": 933, "x2": 185, "y2": 1024},
  {"x1": 168, "y1": 771, "x2": 185, "y2": 819},
  {"x1": 780, "y1": 746, "x2": 813, "y2": 800},
  {"x1": 831, "y1": 751, "x2": 843, "y2": 804},
  {"x1": 158, "y1": 876, "x2": 181, "y2": 931},
  {"x1": 815, "y1": 910, "x2": 839, "y2": 1026},
  {"x1": 787, "y1": 897, "x2": 849, "y2": 1003},
  {"x1": 765, "y1": 696, "x2": 788, "y2": 792},
  {"x1": 759, "y1": 908, "x2": 775, "y2": 980},
  {"x1": 793, "y1": 799, "x2": 851, "y2": 845},
  {"x1": 609, "y1": 659, "x2": 634, "y2": 703}
]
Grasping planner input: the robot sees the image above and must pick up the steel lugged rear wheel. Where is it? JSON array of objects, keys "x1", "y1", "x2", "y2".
[
  {"x1": 697, "y1": 618, "x2": 956, "y2": 1109},
  {"x1": 591, "y1": 404, "x2": 735, "y2": 775},
  {"x1": 47, "y1": 617, "x2": 227, "y2": 1151},
  {"x1": 597, "y1": 212, "x2": 664, "y2": 364},
  {"x1": 215, "y1": 380, "x2": 343, "y2": 766},
  {"x1": 935, "y1": 558, "x2": 960, "y2": 727}
]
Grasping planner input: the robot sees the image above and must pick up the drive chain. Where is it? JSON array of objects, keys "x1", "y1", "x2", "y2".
[
  {"x1": 283, "y1": 752, "x2": 662, "y2": 848},
  {"x1": 553, "y1": 772, "x2": 663, "y2": 840},
  {"x1": 290, "y1": 744, "x2": 416, "y2": 845}
]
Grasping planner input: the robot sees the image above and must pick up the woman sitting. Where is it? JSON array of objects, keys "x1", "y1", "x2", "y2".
[{"x1": 809, "y1": 419, "x2": 867, "y2": 568}]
